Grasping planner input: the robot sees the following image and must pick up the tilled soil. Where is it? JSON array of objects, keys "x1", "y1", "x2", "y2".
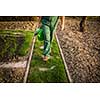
[
  {"x1": 57, "y1": 18, "x2": 100, "y2": 82},
  {"x1": 0, "y1": 21, "x2": 38, "y2": 31},
  {"x1": 0, "y1": 21, "x2": 37, "y2": 82},
  {"x1": 0, "y1": 67, "x2": 25, "y2": 83}
]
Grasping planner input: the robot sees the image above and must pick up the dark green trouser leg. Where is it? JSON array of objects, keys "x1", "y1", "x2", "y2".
[
  {"x1": 42, "y1": 17, "x2": 58, "y2": 56},
  {"x1": 43, "y1": 25, "x2": 51, "y2": 56}
]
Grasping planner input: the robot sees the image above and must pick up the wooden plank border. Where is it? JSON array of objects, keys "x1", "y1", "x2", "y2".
[
  {"x1": 55, "y1": 33, "x2": 73, "y2": 83},
  {"x1": 23, "y1": 36, "x2": 36, "y2": 83}
]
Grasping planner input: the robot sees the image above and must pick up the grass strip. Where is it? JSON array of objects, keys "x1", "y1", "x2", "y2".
[{"x1": 27, "y1": 37, "x2": 69, "y2": 83}]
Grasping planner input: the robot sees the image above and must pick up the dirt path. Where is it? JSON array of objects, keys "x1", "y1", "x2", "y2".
[{"x1": 57, "y1": 18, "x2": 100, "y2": 82}]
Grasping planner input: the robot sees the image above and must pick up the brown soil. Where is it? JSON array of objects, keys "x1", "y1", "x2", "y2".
[
  {"x1": 57, "y1": 17, "x2": 100, "y2": 82},
  {"x1": 0, "y1": 21, "x2": 38, "y2": 31},
  {"x1": 0, "y1": 67, "x2": 25, "y2": 83}
]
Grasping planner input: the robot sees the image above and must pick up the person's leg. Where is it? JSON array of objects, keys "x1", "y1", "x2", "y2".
[
  {"x1": 42, "y1": 24, "x2": 51, "y2": 59},
  {"x1": 42, "y1": 17, "x2": 58, "y2": 61},
  {"x1": 50, "y1": 17, "x2": 59, "y2": 43}
]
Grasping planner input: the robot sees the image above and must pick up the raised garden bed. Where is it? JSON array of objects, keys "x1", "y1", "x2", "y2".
[
  {"x1": 0, "y1": 30, "x2": 34, "y2": 82},
  {"x1": 0, "y1": 30, "x2": 34, "y2": 61}
]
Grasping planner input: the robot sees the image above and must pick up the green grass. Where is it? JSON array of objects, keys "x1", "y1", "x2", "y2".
[
  {"x1": 0, "y1": 30, "x2": 34, "y2": 56},
  {"x1": 17, "y1": 30, "x2": 34, "y2": 56},
  {"x1": 27, "y1": 37, "x2": 69, "y2": 83}
]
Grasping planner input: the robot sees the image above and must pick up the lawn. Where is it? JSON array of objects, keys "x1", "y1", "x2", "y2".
[
  {"x1": 27, "y1": 36, "x2": 69, "y2": 83},
  {"x1": 0, "y1": 30, "x2": 34, "y2": 61}
]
